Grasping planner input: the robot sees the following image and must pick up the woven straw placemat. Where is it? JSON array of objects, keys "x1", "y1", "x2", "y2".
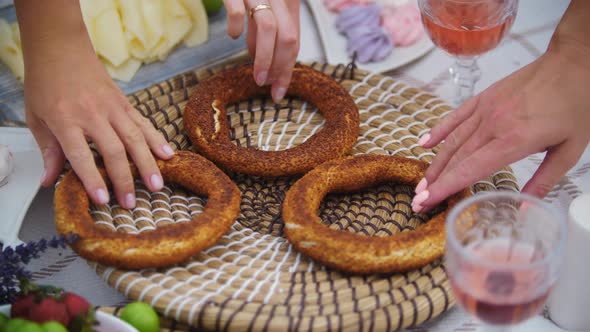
[{"x1": 85, "y1": 61, "x2": 518, "y2": 331}]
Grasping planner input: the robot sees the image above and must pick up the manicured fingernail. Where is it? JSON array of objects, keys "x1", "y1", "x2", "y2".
[
  {"x1": 40, "y1": 169, "x2": 47, "y2": 184},
  {"x1": 256, "y1": 71, "x2": 268, "y2": 86},
  {"x1": 274, "y1": 87, "x2": 286, "y2": 102},
  {"x1": 162, "y1": 144, "x2": 174, "y2": 158},
  {"x1": 125, "y1": 193, "x2": 136, "y2": 209},
  {"x1": 418, "y1": 133, "x2": 431, "y2": 147},
  {"x1": 150, "y1": 174, "x2": 163, "y2": 190},
  {"x1": 519, "y1": 201, "x2": 532, "y2": 214},
  {"x1": 412, "y1": 204, "x2": 424, "y2": 213},
  {"x1": 412, "y1": 190, "x2": 430, "y2": 207},
  {"x1": 95, "y1": 188, "x2": 109, "y2": 204},
  {"x1": 415, "y1": 178, "x2": 428, "y2": 194}
]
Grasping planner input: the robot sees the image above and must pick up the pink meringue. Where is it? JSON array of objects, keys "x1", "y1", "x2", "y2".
[
  {"x1": 381, "y1": 3, "x2": 425, "y2": 47},
  {"x1": 323, "y1": 0, "x2": 375, "y2": 13}
]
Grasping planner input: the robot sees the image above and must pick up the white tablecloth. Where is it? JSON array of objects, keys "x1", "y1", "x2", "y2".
[{"x1": 13, "y1": 0, "x2": 590, "y2": 331}]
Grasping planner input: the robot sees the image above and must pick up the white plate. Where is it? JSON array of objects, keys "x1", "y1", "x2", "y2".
[
  {"x1": 0, "y1": 305, "x2": 138, "y2": 332},
  {"x1": 306, "y1": 0, "x2": 434, "y2": 72},
  {"x1": 0, "y1": 127, "x2": 43, "y2": 247}
]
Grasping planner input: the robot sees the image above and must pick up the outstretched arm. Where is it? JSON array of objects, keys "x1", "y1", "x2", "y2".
[
  {"x1": 412, "y1": 0, "x2": 590, "y2": 212},
  {"x1": 15, "y1": 0, "x2": 174, "y2": 209}
]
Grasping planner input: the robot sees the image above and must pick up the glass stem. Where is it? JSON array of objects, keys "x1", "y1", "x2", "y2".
[{"x1": 450, "y1": 56, "x2": 481, "y2": 106}]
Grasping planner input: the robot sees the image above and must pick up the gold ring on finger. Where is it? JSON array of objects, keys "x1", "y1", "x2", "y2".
[{"x1": 250, "y1": 4, "x2": 272, "y2": 18}]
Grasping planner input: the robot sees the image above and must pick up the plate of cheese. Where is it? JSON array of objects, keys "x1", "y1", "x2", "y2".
[{"x1": 0, "y1": 1, "x2": 246, "y2": 122}]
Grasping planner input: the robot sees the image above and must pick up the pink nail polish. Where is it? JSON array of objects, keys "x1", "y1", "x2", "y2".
[
  {"x1": 150, "y1": 174, "x2": 163, "y2": 190},
  {"x1": 162, "y1": 144, "x2": 174, "y2": 157},
  {"x1": 418, "y1": 133, "x2": 431, "y2": 147},
  {"x1": 40, "y1": 169, "x2": 47, "y2": 184},
  {"x1": 256, "y1": 71, "x2": 268, "y2": 86},
  {"x1": 274, "y1": 87, "x2": 286, "y2": 102},
  {"x1": 125, "y1": 193, "x2": 136, "y2": 209},
  {"x1": 412, "y1": 204, "x2": 424, "y2": 213},
  {"x1": 415, "y1": 178, "x2": 428, "y2": 194},
  {"x1": 413, "y1": 190, "x2": 430, "y2": 206},
  {"x1": 519, "y1": 201, "x2": 532, "y2": 214},
  {"x1": 95, "y1": 188, "x2": 109, "y2": 204}
]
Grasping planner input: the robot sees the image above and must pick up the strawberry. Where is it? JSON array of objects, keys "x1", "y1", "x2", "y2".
[
  {"x1": 28, "y1": 297, "x2": 70, "y2": 326},
  {"x1": 10, "y1": 280, "x2": 96, "y2": 332},
  {"x1": 63, "y1": 292, "x2": 91, "y2": 318},
  {"x1": 10, "y1": 293, "x2": 35, "y2": 319}
]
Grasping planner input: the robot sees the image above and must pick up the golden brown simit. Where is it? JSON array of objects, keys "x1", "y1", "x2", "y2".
[
  {"x1": 282, "y1": 154, "x2": 471, "y2": 274},
  {"x1": 183, "y1": 64, "x2": 360, "y2": 177},
  {"x1": 54, "y1": 151, "x2": 241, "y2": 269}
]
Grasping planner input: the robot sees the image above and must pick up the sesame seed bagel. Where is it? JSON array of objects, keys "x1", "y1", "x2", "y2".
[
  {"x1": 54, "y1": 151, "x2": 241, "y2": 269},
  {"x1": 282, "y1": 154, "x2": 471, "y2": 274},
  {"x1": 183, "y1": 64, "x2": 360, "y2": 177}
]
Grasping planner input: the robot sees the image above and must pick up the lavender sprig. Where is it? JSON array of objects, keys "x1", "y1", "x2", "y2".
[{"x1": 0, "y1": 233, "x2": 78, "y2": 304}]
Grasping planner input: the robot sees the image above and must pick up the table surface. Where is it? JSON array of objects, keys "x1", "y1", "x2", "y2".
[{"x1": 7, "y1": 0, "x2": 590, "y2": 331}]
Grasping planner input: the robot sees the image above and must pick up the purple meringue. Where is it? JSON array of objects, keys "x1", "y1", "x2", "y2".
[
  {"x1": 347, "y1": 26, "x2": 393, "y2": 63},
  {"x1": 335, "y1": 5, "x2": 394, "y2": 63},
  {"x1": 335, "y1": 4, "x2": 381, "y2": 32},
  {"x1": 324, "y1": 0, "x2": 375, "y2": 13}
]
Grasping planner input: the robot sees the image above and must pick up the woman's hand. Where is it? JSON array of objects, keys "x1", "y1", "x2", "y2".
[
  {"x1": 16, "y1": 0, "x2": 174, "y2": 209},
  {"x1": 413, "y1": 0, "x2": 590, "y2": 213},
  {"x1": 412, "y1": 17, "x2": 590, "y2": 212},
  {"x1": 223, "y1": 0, "x2": 300, "y2": 103},
  {"x1": 412, "y1": 38, "x2": 590, "y2": 213}
]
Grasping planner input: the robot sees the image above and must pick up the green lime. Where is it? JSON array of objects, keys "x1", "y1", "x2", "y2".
[
  {"x1": 41, "y1": 321, "x2": 68, "y2": 332},
  {"x1": 4, "y1": 318, "x2": 27, "y2": 332},
  {"x1": 0, "y1": 313, "x2": 9, "y2": 329},
  {"x1": 120, "y1": 302, "x2": 160, "y2": 332},
  {"x1": 202, "y1": 0, "x2": 223, "y2": 15},
  {"x1": 10, "y1": 320, "x2": 44, "y2": 332}
]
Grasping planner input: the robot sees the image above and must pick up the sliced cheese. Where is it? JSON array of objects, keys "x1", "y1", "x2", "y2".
[
  {"x1": 105, "y1": 57, "x2": 142, "y2": 82},
  {"x1": 180, "y1": 0, "x2": 209, "y2": 47},
  {"x1": 92, "y1": 8, "x2": 129, "y2": 67},
  {"x1": 0, "y1": 19, "x2": 24, "y2": 81}
]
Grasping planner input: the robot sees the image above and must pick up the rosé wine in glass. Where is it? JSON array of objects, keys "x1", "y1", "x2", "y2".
[
  {"x1": 418, "y1": 0, "x2": 518, "y2": 104},
  {"x1": 446, "y1": 192, "x2": 566, "y2": 330},
  {"x1": 449, "y1": 239, "x2": 550, "y2": 325}
]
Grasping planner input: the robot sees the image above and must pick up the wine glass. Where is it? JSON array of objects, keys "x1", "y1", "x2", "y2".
[
  {"x1": 417, "y1": 0, "x2": 518, "y2": 105},
  {"x1": 445, "y1": 192, "x2": 566, "y2": 331}
]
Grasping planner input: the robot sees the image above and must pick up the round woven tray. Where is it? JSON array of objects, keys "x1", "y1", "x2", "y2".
[{"x1": 85, "y1": 61, "x2": 518, "y2": 331}]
